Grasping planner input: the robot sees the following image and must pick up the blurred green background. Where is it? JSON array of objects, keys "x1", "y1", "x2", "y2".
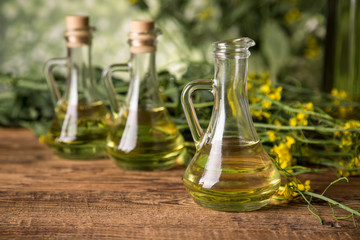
[
  {"x1": 0, "y1": 0, "x2": 329, "y2": 133},
  {"x1": 0, "y1": 0, "x2": 327, "y2": 83}
]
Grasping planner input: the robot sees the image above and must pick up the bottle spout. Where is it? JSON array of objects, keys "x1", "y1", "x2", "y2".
[{"x1": 213, "y1": 38, "x2": 255, "y2": 58}]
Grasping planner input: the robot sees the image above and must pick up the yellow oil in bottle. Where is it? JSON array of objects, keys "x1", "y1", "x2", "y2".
[
  {"x1": 183, "y1": 139, "x2": 280, "y2": 211},
  {"x1": 106, "y1": 106, "x2": 185, "y2": 171},
  {"x1": 45, "y1": 101, "x2": 111, "y2": 159}
]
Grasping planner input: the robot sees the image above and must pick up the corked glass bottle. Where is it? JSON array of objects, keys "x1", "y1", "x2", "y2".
[
  {"x1": 102, "y1": 20, "x2": 185, "y2": 171},
  {"x1": 44, "y1": 16, "x2": 111, "y2": 159}
]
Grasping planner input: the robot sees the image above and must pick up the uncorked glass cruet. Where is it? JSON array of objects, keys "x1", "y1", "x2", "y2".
[
  {"x1": 43, "y1": 16, "x2": 111, "y2": 159},
  {"x1": 102, "y1": 20, "x2": 185, "y2": 171},
  {"x1": 181, "y1": 38, "x2": 280, "y2": 211}
]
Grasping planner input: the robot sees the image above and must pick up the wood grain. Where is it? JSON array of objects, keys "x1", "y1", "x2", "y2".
[{"x1": 0, "y1": 128, "x2": 359, "y2": 239}]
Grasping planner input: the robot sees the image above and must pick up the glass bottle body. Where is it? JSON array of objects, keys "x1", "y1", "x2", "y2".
[
  {"x1": 181, "y1": 38, "x2": 280, "y2": 211},
  {"x1": 102, "y1": 28, "x2": 185, "y2": 171},
  {"x1": 44, "y1": 42, "x2": 110, "y2": 159}
]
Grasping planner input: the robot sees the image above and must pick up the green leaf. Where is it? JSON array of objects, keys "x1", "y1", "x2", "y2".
[{"x1": 261, "y1": 20, "x2": 290, "y2": 82}]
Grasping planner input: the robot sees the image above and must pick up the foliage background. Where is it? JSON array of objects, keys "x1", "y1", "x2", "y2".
[
  {"x1": 0, "y1": 0, "x2": 330, "y2": 132},
  {"x1": 0, "y1": 0, "x2": 327, "y2": 85}
]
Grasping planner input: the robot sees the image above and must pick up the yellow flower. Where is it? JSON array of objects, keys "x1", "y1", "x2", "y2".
[
  {"x1": 268, "y1": 87, "x2": 282, "y2": 101},
  {"x1": 337, "y1": 155, "x2": 360, "y2": 177},
  {"x1": 289, "y1": 117, "x2": 297, "y2": 126},
  {"x1": 260, "y1": 84, "x2": 271, "y2": 94},
  {"x1": 285, "y1": 136, "x2": 295, "y2": 149},
  {"x1": 299, "y1": 118, "x2": 308, "y2": 126},
  {"x1": 344, "y1": 120, "x2": 360, "y2": 129},
  {"x1": 331, "y1": 89, "x2": 348, "y2": 99},
  {"x1": 354, "y1": 156, "x2": 360, "y2": 166},
  {"x1": 39, "y1": 135, "x2": 46, "y2": 144},
  {"x1": 267, "y1": 130, "x2": 280, "y2": 142},
  {"x1": 263, "y1": 112, "x2": 271, "y2": 119},
  {"x1": 329, "y1": 88, "x2": 354, "y2": 118},
  {"x1": 338, "y1": 169, "x2": 350, "y2": 177},
  {"x1": 302, "y1": 102, "x2": 314, "y2": 111},
  {"x1": 335, "y1": 120, "x2": 360, "y2": 149},
  {"x1": 251, "y1": 109, "x2": 262, "y2": 119},
  {"x1": 304, "y1": 180, "x2": 311, "y2": 191},
  {"x1": 274, "y1": 120, "x2": 282, "y2": 126},
  {"x1": 297, "y1": 183, "x2": 305, "y2": 191},
  {"x1": 271, "y1": 143, "x2": 293, "y2": 169},
  {"x1": 331, "y1": 88, "x2": 339, "y2": 96},
  {"x1": 289, "y1": 104, "x2": 313, "y2": 126},
  {"x1": 284, "y1": 184, "x2": 295, "y2": 199},
  {"x1": 297, "y1": 112, "x2": 307, "y2": 120},
  {"x1": 340, "y1": 137, "x2": 352, "y2": 147},
  {"x1": 262, "y1": 100, "x2": 272, "y2": 109},
  {"x1": 277, "y1": 178, "x2": 310, "y2": 200},
  {"x1": 251, "y1": 109, "x2": 271, "y2": 120},
  {"x1": 278, "y1": 184, "x2": 295, "y2": 200}
]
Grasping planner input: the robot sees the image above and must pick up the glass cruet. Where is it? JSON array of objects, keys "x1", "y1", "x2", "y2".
[
  {"x1": 102, "y1": 20, "x2": 185, "y2": 171},
  {"x1": 43, "y1": 16, "x2": 111, "y2": 159},
  {"x1": 181, "y1": 38, "x2": 280, "y2": 211}
]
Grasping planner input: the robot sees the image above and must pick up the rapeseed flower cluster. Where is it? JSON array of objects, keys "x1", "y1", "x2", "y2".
[
  {"x1": 270, "y1": 136, "x2": 296, "y2": 170},
  {"x1": 334, "y1": 120, "x2": 360, "y2": 149},
  {"x1": 326, "y1": 88, "x2": 354, "y2": 119},
  {"x1": 278, "y1": 179, "x2": 311, "y2": 200},
  {"x1": 289, "y1": 102, "x2": 314, "y2": 126},
  {"x1": 248, "y1": 72, "x2": 282, "y2": 120},
  {"x1": 245, "y1": 73, "x2": 359, "y2": 206},
  {"x1": 332, "y1": 120, "x2": 360, "y2": 177},
  {"x1": 338, "y1": 155, "x2": 360, "y2": 177}
]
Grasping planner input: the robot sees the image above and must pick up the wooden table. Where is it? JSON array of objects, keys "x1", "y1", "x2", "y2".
[{"x1": 0, "y1": 128, "x2": 359, "y2": 239}]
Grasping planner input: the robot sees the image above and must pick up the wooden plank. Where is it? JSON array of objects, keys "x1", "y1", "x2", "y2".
[{"x1": 0, "y1": 128, "x2": 359, "y2": 239}]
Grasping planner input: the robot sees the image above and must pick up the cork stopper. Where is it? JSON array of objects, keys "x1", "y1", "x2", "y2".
[
  {"x1": 66, "y1": 15, "x2": 89, "y2": 31},
  {"x1": 64, "y1": 15, "x2": 92, "y2": 47},
  {"x1": 128, "y1": 20, "x2": 157, "y2": 53},
  {"x1": 130, "y1": 20, "x2": 154, "y2": 33}
]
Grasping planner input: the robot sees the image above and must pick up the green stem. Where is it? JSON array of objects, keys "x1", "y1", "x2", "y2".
[
  {"x1": 193, "y1": 102, "x2": 213, "y2": 108},
  {"x1": 303, "y1": 191, "x2": 360, "y2": 217},
  {"x1": 321, "y1": 177, "x2": 348, "y2": 196},
  {"x1": 252, "y1": 93, "x2": 333, "y2": 120},
  {"x1": 291, "y1": 134, "x2": 341, "y2": 145},
  {"x1": 254, "y1": 123, "x2": 360, "y2": 133},
  {"x1": 308, "y1": 205, "x2": 323, "y2": 224}
]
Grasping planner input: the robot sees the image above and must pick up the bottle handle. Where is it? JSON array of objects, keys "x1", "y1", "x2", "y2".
[
  {"x1": 43, "y1": 58, "x2": 68, "y2": 106},
  {"x1": 181, "y1": 79, "x2": 214, "y2": 148},
  {"x1": 101, "y1": 63, "x2": 129, "y2": 118}
]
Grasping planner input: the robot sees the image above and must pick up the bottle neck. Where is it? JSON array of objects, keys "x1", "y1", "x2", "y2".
[
  {"x1": 210, "y1": 55, "x2": 258, "y2": 142},
  {"x1": 126, "y1": 50, "x2": 163, "y2": 110},
  {"x1": 214, "y1": 56, "x2": 248, "y2": 102},
  {"x1": 63, "y1": 44, "x2": 98, "y2": 105}
]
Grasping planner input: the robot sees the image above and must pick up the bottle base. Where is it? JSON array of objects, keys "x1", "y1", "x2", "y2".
[
  {"x1": 113, "y1": 160, "x2": 176, "y2": 171},
  {"x1": 184, "y1": 181, "x2": 279, "y2": 212},
  {"x1": 107, "y1": 147, "x2": 185, "y2": 171},
  {"x1": 192, "y1": 197, "x2": 270, "y2": 212},
  {"x1": 47, "y1": 143, "x2": 107, "y2": 160}
]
